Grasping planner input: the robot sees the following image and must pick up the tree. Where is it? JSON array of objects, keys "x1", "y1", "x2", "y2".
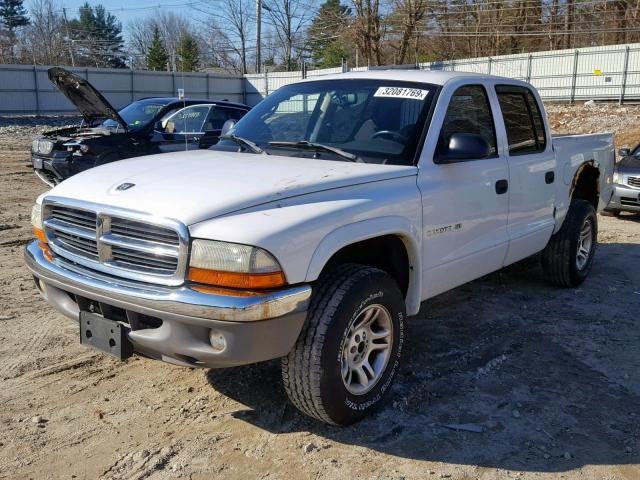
[
  {"x1": 19, "y1": 0, "x2": 68, "y2": 65},
  {"x1": 0, "y1": 0, "x2": 29, "y2": 32},
  {"x1": 307, "y1": 0, "x2": 352, "y2": 67},
  {"x1": 128, "y1": 12, "x2": 195, "y2": 71},
  {"x1": 351, "y1": 0, "x2": 384, "y2": 66},
  {"x1": 147, "y1": 26, "x2": 169, "y2": 71},
  {"x1": 69, "y1": 3, "x2": 126, "y2": 68},
  {"x1": 265, "y1": 0, "x2": 312, "y2": 70},
  {"x1": 177, "y1": 33, "x2": 199, "y2": 71}
]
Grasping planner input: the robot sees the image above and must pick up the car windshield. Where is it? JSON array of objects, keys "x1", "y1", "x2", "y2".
[
  {"x1": 101, "y1": 99, "x2": 171, "y2": 130},
  {"x1": 224, "y1": 79, "x2": 437, "y2": 164}
]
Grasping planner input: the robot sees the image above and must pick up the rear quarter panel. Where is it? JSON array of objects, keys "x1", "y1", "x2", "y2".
[{"x1": 551, "y1": 133, "x2": 615, "y2": 231}]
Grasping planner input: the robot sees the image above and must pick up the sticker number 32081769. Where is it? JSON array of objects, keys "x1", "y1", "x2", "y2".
[{"x1": 373, "y1": 86, "x2": 429, "y2": 100}]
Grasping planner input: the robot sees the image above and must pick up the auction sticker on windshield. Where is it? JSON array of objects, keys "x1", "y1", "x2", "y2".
[{"x1": 374, "y1": 86, "x2": 429, "y2": 100}]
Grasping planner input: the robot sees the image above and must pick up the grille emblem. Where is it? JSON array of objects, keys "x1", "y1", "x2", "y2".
[{"x1": 116, "y1": 182, "x2": 135, "y2": 191}]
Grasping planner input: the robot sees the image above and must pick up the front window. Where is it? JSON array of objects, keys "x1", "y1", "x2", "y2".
[
  {"x1": 224, "y1": 79, "x2": 437, "y2": 164},
  {"x1": 102, "y1": 99, "x2": 171, "y2": 130}
]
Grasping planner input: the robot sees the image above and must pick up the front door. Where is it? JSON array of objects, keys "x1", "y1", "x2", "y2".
[{"x1": 418, "y1": 83, "x2": 510, "y2": 299}]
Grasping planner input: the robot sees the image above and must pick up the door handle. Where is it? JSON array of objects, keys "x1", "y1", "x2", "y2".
[
  {"x1": 495, "y1": 179, "x2": 508, "y2": 195},
  {"x1": 545, "y1": 171, "x2": 555, "y2": 184}
]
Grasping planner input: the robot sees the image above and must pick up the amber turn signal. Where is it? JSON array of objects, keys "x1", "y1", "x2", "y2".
[
  {"x1": 188, "y1": 267, "x2": 286, "y2": 289},
  {"x1": 33, "y1": 227, "x2": 47, "y2": 243}
]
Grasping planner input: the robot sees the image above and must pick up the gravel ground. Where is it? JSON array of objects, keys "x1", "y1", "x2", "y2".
[{"x1": 0, "y1": 104, "x2": 639, "y2": 480}]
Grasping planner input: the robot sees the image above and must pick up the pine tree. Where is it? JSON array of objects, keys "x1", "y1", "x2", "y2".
[
  {"x1": 147, "y1": 27, "x2": 169, "y2": 71},
  {"x1": 0, "y1": 0, "x2": 29, "y2": 32},
  {"x1": 69, "y1": 3, "x2": 126, "y2": 68},
  {"x1": 307, "y1": 0, "x2": 351, "y2": 68},
  {"x1": 177, "y1": 34, "x2": 199, "y2": 72}
]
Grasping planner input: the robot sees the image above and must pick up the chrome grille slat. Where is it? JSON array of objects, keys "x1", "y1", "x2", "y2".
[
  {"x1": 111, "y1": 247, "x2": 178, "y2": 268},
  {"x1": 42, "y1": 199, "x2": 188, "y2": 286},
  {"x1": 110, "y1": 218, "x2": 179, "y2": 245},
  {"x1": 628, "y1": 176, "x2": 640, "y2": 188},
  {"x1": 53, "y1": 231, "x2": 99, "y2": 257}
]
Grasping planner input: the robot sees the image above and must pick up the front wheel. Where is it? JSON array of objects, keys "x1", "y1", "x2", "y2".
[
  {"x1": 282, "y1": 264, "x2": 405, "y2": 425},
  {"x1": 541, "y1": 199, "x2": 597, "y2": 287}
]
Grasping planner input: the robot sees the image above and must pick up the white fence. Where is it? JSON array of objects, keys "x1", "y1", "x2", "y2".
[
  {"x1": 0, "y1": 65, "x2": 244, "y2": 115},
  {"x1": 1, "y1": 43, "x2": 640, "y2": 114}
]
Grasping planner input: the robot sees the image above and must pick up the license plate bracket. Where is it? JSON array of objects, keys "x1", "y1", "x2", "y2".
[{"x1": 79, "y1": 311, "x2": 133, "y2": 360}]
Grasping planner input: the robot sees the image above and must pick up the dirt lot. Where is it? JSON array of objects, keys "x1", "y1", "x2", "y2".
[{"x1": 0, "y1": 105, "x2": 639, "y2": 480}]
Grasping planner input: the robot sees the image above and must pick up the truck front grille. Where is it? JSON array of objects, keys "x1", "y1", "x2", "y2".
[
  {"x1": 43, "y1": 199, "x2": 189, "y2": 285},
  {"x1": 628, "y1": 176, "x2": 640, "y2": 188}
]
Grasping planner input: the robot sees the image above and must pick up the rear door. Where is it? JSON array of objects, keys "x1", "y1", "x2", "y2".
[
  {"x1": 418, "y1": 83, "x2": 510, "y2": 298},
  {"x1": 494, "y1": 85, "x2": 556, "y2": 265},
  {"x1": 155, "y1": 104, "x2": 212, "y2": 153}
]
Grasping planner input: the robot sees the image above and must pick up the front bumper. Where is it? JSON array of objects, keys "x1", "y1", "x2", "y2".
[
  {"x1": 607, "y1": 183, "x2": 640, "y2": 212},
  {"x1": 25, "y1": 241, "x2": 311, "y2": 367}
]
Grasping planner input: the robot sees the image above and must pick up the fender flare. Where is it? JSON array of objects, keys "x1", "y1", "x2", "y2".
[{"x1": 305, "y1": 215, "x2": 422, "y2": 315}]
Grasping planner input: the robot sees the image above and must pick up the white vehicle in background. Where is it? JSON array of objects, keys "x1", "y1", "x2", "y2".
[{"x1": 26, "y1": 71, "x2": 614, "y2": 425}]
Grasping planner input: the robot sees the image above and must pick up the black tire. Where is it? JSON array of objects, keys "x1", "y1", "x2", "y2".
[
  {"x1": 282, "y1": 264, "x2": 405, "y2": 425},
  {"x1": 601, "y1": 209, "x2": 620, "y2": 217},
  {"x1": 541, "y1": 199, "x2": 597, "y2": 287}
]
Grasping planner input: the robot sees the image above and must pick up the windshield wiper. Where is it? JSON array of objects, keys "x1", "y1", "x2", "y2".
[
  {"x1": 268, "y1": 140, "x2": 360, "y2": 162},
  {"x1": 220, "y1": 134, "x2": 267, "y2": 155}
]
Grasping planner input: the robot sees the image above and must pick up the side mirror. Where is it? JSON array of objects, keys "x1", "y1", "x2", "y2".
[
  {"x1": 436, "y1": 133, "x2": 492, "y2": 163},
  {"x1": 221, "y1": 119, "x2": 236, "y2": 137},
  {"x1": 154, "y1": 121, "x2": 164, "y2": 132},
  {"x1": 618, "y1": 148, "x2": 631, "y2": 157}
]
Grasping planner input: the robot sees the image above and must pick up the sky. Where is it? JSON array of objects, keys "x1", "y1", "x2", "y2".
[{"x1": 56, "y1": 1, "x2": 192, "y2": 25}]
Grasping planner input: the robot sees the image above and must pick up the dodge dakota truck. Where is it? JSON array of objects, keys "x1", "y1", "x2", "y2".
[{"x1": 25, "y1": 71, "x2": 614, "y2": 425}]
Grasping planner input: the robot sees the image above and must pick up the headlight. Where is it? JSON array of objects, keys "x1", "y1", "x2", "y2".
[
  {"x1": 31, "y1": 203, "x2": 43, "y2": 230},
  {"x1": 612, "y1": 171, "x2": 620, "y2": 183},
  {"x1": 188, "y1": 239, "x2": 285, "y2": 289},
  {"x1": 31, "y1": 203, "x2": 47, "y2": 243},
  {"x1": 32, "y1": 139, "x2": 53, "y2": 155}
]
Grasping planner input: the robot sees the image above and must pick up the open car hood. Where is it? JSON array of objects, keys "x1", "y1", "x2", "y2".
[{"x1": 48, "y1": 67, "x2": 127, "y2": 129}]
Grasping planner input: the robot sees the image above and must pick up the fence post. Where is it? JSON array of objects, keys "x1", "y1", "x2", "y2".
[
  {"x1": 526, "y1": 54, "x2": 532, "y2": 83},
  {"x1": 171, "y1": 72, "x2": 176, "y2": 97},
  {"x1": 619, "y1": 45, "x2": 630, "y2": 105},
  {"x1": 570, "y1": 50, "x2": 579, "y2": 104},
  {"x1": 130, "y1": 69, "x2": 134, "y2": 103},
  {"x1": 206, "y1": 73, "x2": 210, "y2": 99},
  {"x1": 487, "y1": 57, "x2": 492, "y2": 75},
  {"x1": 33, "y1": 65, "x2": 40, "y2": 116},
  {"x1": 264, "y1": 69, "x2": 269, "y2": 97}
]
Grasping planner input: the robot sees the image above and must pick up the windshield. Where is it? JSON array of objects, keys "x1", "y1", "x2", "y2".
[
  {"x1": 102, "y1": 99, "x2": 171, "y2": 130},
  {"x1": 224, "y1": 79, "x2": 436, "y2": 164}
]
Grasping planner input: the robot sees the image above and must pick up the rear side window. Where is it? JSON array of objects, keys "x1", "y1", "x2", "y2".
[
  {"x1": 437, "y1": 85, "x2": 497, "y2": 159},
  {"x1": 496, "y1": 85, "x2": 546, "y2": 155}
]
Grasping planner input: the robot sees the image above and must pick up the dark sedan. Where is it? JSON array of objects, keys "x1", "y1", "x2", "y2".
[{"x1": 31, "y1": 67, "x2": 250, "y2": 186}]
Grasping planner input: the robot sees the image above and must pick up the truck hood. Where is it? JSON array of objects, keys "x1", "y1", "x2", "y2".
[
  {"x1": 48, "y1": 67, "x2": 127, "y2": 129},
  {"x1": 48, "y1": 150, "x2": 417, "y2": 225}
]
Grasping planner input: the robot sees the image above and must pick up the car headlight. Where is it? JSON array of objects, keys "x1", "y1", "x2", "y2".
[
  {"x1": 188, "y1": 239, "x2": 285, "y2": 289},
  {"x1": 612, "y1": 171, "x2": 620, "y2": 183},
  {"x1": 31, "y1": 203, "x2": 47, "y2": 243},
  {"x1": 33, "y1": 139, "x2": 53, "y2": 155}
]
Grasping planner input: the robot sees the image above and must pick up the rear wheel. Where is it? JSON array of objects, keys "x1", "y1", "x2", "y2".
[
  {"x1": 282, "y1": 264, "x2": 405, "y2": 425},
  {"x1": 541, "y1": 199, "x2": 597, "y2": 287}
]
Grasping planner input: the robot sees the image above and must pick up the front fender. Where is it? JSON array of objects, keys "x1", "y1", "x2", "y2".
[{"x1": 305, "y1": 216, "x2": 422, "y2": 315}]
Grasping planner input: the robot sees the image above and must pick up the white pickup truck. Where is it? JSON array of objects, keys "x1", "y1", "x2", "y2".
[{"x1": 26, "y1": 71, "x2": 614, "y2": 425}]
